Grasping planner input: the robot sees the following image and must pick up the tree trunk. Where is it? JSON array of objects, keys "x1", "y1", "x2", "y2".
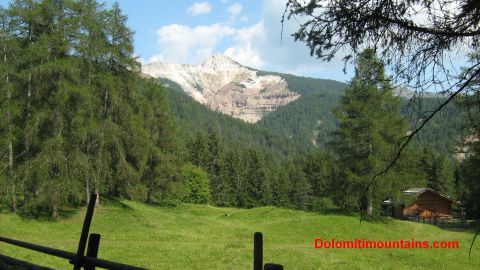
[
  {"x1": 9, "y1": 142, "x2": 16, "y2": 212},
  {"x1": 4, "y1": 35, "x2": 16, "y2": 212},
  {"x1": 367, "y1": 186, "x2": 373, "y2": 217},
  {"x1": 52, "y1": 204, "x2": 58, "y2": 219},
  {"x1": 147, "y1": 190, "x2": 152, "y2": 204},
  {"x1": 95, "y1": 190, "x2": 100, "y2": 207},
  {"x1": 86, "y1": 176, "x2": 90, "y2": 207},
  {"x1": 367, "y1": 142, "x2": 373, "y2": 217}
]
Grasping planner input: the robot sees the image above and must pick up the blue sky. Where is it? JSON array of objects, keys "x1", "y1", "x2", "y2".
[
  {"x1": 0, "y1": 0, "x2": 470, "y2": 85},
  {"x1": 102, "y1": 0, "x2": 353, "y2": 82},
  {"x1": 0, "y1": 0, "x2": 353, "y2": 81}
]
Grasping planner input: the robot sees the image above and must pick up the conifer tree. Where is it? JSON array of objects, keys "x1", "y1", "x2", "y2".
[
  {"x1": 330, "y1": 49, "x2": 407, "y2": 215},
  {"x1": 217, "y1": 150, "x2": 240, "y2": 207},
  {"x1": 0, "y1": 5, "x2": 20, "y2": 211},
  {"x1": 244, "y1": 149, "x2": 267, "y2": 208},
  {"x1": 270, "y1": 169, "x2": 291, "y2": 207},
  {"x1": 188, "y1": 133, "x2": 209, "y2": 168},
  {"x1": 139, "y1": 79, "x2": 182, "y2": 203},
  {"x1": 206, "y1": 131, "x2": 224, "y2": 205},
  {"x1": 289, "y1": 165, "x2": 312, "y2": 210},
  {"x1": 181, "y1": 164, "x2": 211, "y2": 204},
  {"x1": 421, "y1": 144, "x2": 437, "y2": 188}
]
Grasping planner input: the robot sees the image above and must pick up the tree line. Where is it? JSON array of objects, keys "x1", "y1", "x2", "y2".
[
  {"x1": 0, "y1": 0, "x2": 181, "y2": 218},
  {"x1": 181, "y1": 50, "x2": 467, "y2": 218},
  {"x1": 0, "y1": 0, "x2": 477, "y2": 220}
]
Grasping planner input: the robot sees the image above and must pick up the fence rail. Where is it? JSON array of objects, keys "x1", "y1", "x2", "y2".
[
  {"x1": 0, "y1": 193, "x2": 147, "y2": 270},
  {"x1": 1, "y1": 192, "x2": 284, "y2": 270}
]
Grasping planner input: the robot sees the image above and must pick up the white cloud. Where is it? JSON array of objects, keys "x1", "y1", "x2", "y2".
[
  {"x1": 149, "y1": 0, "x2": 351, "y2": 81},
  {"x1": 227, "y1": 3, "x2": 243, "y2": 20},
  {"x1": 150, "y1": 21, "x2": 266, "y2": 69},
  {"x1": 225, "y1": 21, "x2": 265, "y2": 68},
  {"x1": 187, "y1": 2, "x2": 212, "y2": 16},
  {"x1": 152, "y1": 23, "x2": 236, "y2": 64},
  {"x1": 225, "y1": 43, "x2": 264, "y2": 69}
]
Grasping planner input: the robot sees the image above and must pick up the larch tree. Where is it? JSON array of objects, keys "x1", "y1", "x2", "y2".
[
  {"x1": 283, "y1": 0, "x2": 480, "y2": 207},
  {"x1": 330, "y1": 49, "x2": 407, "y2": 215},
  {"x1": 0, "y1": 5, "x2": 20, "y2": 212}
]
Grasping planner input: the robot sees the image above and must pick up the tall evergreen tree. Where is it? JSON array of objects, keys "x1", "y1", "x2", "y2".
[
  {"x1": 218, "y1": 149, "x2": 241, "y2": 207},
  {"x1": 206, "y1": 131, "x2": 224, "y2": 205},
  {"x1": 330, "y1": 49, "x2": 407, "y2": 215},
  {"x1": 0, "y1": 0, "x2": 184, "y2": 216},
  {"x1": 244, "y1": 149, "x2": 268, "y2": 208},
  {"x1": 289, "y1": 165, "x2": 312, "y2": 210},
  {"x1": 188, "y1": 133, "x2": 209, "y2": 168},
  {"x1": 270, "y1": 169, "x2": 291, "y2": 207},
  {"x1": 0, "y1": 5, "x2": 21, "y2": 212},
  {"x1": 421, "y1": 144, "x2": 437, "y2": 189},
  {"x1": 139, "y1": 79, "x2": 182, "y2": 203}
]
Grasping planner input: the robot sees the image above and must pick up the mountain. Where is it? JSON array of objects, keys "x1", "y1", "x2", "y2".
[
  {"x1": 142, "y1": 54, "x2": 300, "y2": 123},
  {"x1": 160, "y1": 78, "x2": 305, "y2": 156},
  {"x1": 144, "y1": 55, "x2": 467, "y2": 156}
]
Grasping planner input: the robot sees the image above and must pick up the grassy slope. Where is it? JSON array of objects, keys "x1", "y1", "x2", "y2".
[{"x1": 0, "y1": 201, "x2": 478, "y2": 269}]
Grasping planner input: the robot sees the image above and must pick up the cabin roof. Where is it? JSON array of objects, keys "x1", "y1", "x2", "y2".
[{"x1": 403, "y1": 187, "x2": 460, "y2": 204}]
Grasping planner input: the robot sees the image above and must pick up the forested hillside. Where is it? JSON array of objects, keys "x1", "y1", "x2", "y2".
[
  {"x1": 258, "y1": 71, "x2": 467, "y2": 155},
  {"x1": 163, "y1": 78, "x2": 304, "y2": 156},
  {"x1": 166, "y1": 68, "x2": 468, "y2": 156},
  {"x1": 0, "y1": 0, "x2": 477, "y2": 221},
  {"x1": 256, "y1": 71, "x2": 345, "y2": 153},
  {"x1": 0, "y1": 0, "x2": 182, "y2": 217}
]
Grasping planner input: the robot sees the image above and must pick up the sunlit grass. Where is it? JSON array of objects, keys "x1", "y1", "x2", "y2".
[{"x1": 0, "y1": 200, "x2": 478, "y2": 269}]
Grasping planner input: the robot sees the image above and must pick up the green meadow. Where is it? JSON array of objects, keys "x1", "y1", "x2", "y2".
[{"x1": 0, "y1": 200, "x2": 478, "y2": 269}]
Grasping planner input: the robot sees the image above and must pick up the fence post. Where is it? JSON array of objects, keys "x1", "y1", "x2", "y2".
[
  {"x1": 73, "y1": 192, "x2": 97, "y2": 270},
  {"x1": 264, "y1": 263, "x2": 284, "y2": 270},
  {"x1": 85, "y1": 233, "x2": 101, "y2": 270},
  {"x1": 461, "y1": 211, "x2": 466, "y2": 228},
  {"x1": 254, "y1": 232, "x2": 263, "y2": 270}
]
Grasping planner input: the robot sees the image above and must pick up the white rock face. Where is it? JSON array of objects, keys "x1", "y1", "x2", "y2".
[{"x1": 142, "y1": 54, "x2": 300, "y2": 123}]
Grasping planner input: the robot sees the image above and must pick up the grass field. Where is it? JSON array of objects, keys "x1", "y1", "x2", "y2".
[{"x1": 0, "y1": 199, "x2": 478, "y2": 269}]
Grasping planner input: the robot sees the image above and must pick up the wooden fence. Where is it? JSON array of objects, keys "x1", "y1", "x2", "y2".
[{"x1": 0, "y1": 193, "x2": 284, "y2": 270}]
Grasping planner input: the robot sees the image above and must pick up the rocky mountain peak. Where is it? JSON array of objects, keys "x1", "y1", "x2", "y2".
[
  {"x1": 142, "y1": 54, "x2": 300, "y2": 123},
  {"x1": 201, "y1": 53, "x2": 239, "y2": 70}
]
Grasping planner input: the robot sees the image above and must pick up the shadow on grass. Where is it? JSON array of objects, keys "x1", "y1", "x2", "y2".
[
  {"x1": 16, "y1": 206, "x2": 80, "y2": 222},
  {"x1": 438, "y1": 219, "x2": 480, "y2": 233},
  {"x1": 10, "y1": 195, "x2": 133, "y2": 222},
  {"x1": 148, "y1": 199, "x2": 181, "y2": 208},
  {"x1": 100, "y1": 195, "x2": 135, "y2": 211},
  {"x1": 316, "y1": 208, "x2": 358, "y2": 216}
]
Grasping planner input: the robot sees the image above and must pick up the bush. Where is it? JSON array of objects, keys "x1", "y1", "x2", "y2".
[
  {"x1": 181, "y1": 165, "x2": 211, "y2": 204},
  {"x1": 312, "y1": 197, "x2": 338, "y2": 213}
]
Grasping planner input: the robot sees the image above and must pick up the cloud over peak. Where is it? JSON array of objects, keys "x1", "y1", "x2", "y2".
[{"x1": 187, "y1": 2, "x2": 212, "y2": 16}]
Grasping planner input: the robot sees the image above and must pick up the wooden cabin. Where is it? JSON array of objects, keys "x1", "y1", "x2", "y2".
[{"x1": 400, "y1": 188, "x2": 460, "y2": 219}]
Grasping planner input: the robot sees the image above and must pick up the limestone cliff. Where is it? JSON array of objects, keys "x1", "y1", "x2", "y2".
[{"x1": 142, "y1": 54, "x2": 300, "y2": 123}]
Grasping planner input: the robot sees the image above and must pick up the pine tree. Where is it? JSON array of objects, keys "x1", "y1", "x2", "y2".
[
  {"x1": 459, "y1": 140, "x2": 480, "y2": 218},
  {"x1": 421, "y1": 144, "x2": 437, "y2": 189},
  {"x1": 0, "y1": 0, "x2": 193, "y2": 215},
  {"x1": 218, "y1": 149, "x2": 241, "y2": 207},
  {"x1": 330, "y1": 49, "x2": 407, "y2": 215},
  {"x1": 139, "y1": 79, "x2": 182, "y2": 203},
  {"x1": 289, "y1": 165, "x2": 312, "y2": 210},
  {"x1": 244, "y1": 149, "x2": 267, "y2": 208},
  {"x1": 180, "y1": 164, "x2": 211, "y2": 204},
  {"x1": 206, "y1": 131, "x2": 224, "y2": 205},
  {"x1": 188, "y1": 133, "x2": 209, "y2": 168},
  {"x1": 434, "y1": 155, "x2": 454, "y2": 195},
  {"x1": 0, "y1": 5, "x2": 21, "y2": 212},
  {"x1": 271, "y1": 169, "x2": 291, "y2": 207}
]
